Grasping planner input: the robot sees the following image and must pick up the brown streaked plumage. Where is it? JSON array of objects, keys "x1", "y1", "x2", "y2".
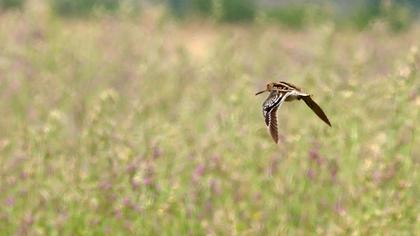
[
  {"x1": 268, "y1": 105, "x2": 279, "y2": 143},
  {"x1": 256, "y1": 81, "x2": 331, "y2": 143}
]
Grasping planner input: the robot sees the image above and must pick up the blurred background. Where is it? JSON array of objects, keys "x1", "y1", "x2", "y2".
[
  {"x1": 1, "y1": 0, "x2": 419, "y2": 28},
  {"x1": 0, "y1": 0, "x2": 419, "y2": 235}
]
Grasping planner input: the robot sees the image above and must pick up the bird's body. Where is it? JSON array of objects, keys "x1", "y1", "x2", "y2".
[{"x1": 256, "y1": 81, "x2": 331, "y2": 144}]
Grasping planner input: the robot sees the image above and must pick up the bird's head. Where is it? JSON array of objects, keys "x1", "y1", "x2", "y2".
[{"x1": 255, "y1": 83, "x2": 275, "y2": 95}]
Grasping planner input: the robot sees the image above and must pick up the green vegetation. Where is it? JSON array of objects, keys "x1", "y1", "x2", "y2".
[
  {"x1": 218, "y1": 0, "x2": 256, "y2": 22},
  {"x1": 0, "y1": 0, "x2": 25, "y2": 9},
  {"x1": 0, "y1": 0, "x2": 417, "y2": 30},
  {"x1": 264, "y1": 4, "x2": 330, "y2": 29},
  {"x1": 49, "y1": 0, "x2": 121, "y2": 16},
  {"x1": 170, "y1": 0, "x2": 256, "y2": 22},
  {"x1": 349, "y1": 0, "x2": 414, "y2": 31},
  {"x1": 166, "y1": 0, "x2": 417, "y2": 30},
  {"x1": 0, "y1": 6, "x2": 419, "y2": 236}
]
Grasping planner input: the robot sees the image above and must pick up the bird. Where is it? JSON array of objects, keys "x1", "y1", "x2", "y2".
[{"x1": 255, "y1": 81, "x2": 331, "y2": 144}]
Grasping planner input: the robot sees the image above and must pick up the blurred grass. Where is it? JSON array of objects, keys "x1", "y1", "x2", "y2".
[
  {"x1": 1, "y1": 0, "x2": 418, "y2": 31},
  {"x1": 0, "y1": 0, "x2": 25, "y2": 9},
  {"x1": 0, "y1": 6, "x2": 419, "y2": 236},
  {"x1": 49, "y1": 0, "x2": 120, "y2": 16},
  {"x1": 263, "y1": 4, "x2": 329, "y2": 29}
]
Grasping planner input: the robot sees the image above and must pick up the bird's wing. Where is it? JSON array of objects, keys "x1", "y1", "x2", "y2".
[
  {"x1": 263, "y1": 91, "x2": 287, "y2": 125},
  {"x1": 301, "y1": 96, "x2": 332, "y2": 127},
  {"x1": 263, "y1": 91, "x2": 291, "y2": 143},
  {"x1": 268, "y1": 105, "x2": 279, "y2": 143}
]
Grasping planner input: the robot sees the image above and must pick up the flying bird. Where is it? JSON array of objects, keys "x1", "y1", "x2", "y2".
[{"x1": 255, "y1": 81, "x2": 331, "y2": 143}]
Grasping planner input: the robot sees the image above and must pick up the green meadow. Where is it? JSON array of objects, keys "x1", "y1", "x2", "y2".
[{"x1": 0, "y1": 5, "x2": 419, "y2": 236}]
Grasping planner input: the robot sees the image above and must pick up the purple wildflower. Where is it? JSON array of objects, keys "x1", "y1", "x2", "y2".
[
  {"x1": 114, "y1": 208, "x2": 123, "y2": 219},
  {"x1": 99, "y1": 180, "x2": 113, "y2": 190},
  {"x1": 334, "y1": 201, "x2": 346, "y2": 215},
  {"x1": 5, "y1": 197, "x2": 15, "y2": 207},
  {"x1": 152, "y1": 145, "x2": 162, "y2": 159},
  {"x1": 143, "y1": 177, "x2": 153, "y2": 186},
  {"x1": 193, "y1": 164, "x2": 205, "y2": 182},
  {"x1": 329, "y1": 160, "x2": 339, "y2": 182},
  {"x1": 123, "y1": 197, "x2": 132, "y2": 208},
  {"x1": 209, "y1": 179, "x2": 221, "y2": 195},
  {"x1": 306, "y1": 168, "x2": 316, "y2": 180},
  {"x1": 308, "y1": 145, "x2": 322, "y2": 166},
  {"x1": 126, "y1": 162, "x2": 137, "y2": 174}
]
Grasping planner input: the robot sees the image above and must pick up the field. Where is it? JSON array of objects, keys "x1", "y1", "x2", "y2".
[{"x1": 0, "y1": 7, "x2": 419, "y2": 236}]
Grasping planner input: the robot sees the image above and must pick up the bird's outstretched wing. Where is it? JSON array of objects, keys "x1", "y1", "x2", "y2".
[
  {"x1": 301, "y1": 96, "x2": 332, "y2": 127},
  {"x1": 268, "y1": 105, "x2": 279, "y2": 143},
  {"x1": 263, "y1": 91, "x2": 291, "y2": 143}
]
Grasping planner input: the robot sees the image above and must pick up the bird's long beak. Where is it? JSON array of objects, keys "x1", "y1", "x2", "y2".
[{"x1": 255, "y1": 90, "x2": 267, "y2": 96}]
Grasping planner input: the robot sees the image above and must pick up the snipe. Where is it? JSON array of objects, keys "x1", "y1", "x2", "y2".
[{"x1": 256, "y1": 81, "x2": 331, "y2": 144}]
